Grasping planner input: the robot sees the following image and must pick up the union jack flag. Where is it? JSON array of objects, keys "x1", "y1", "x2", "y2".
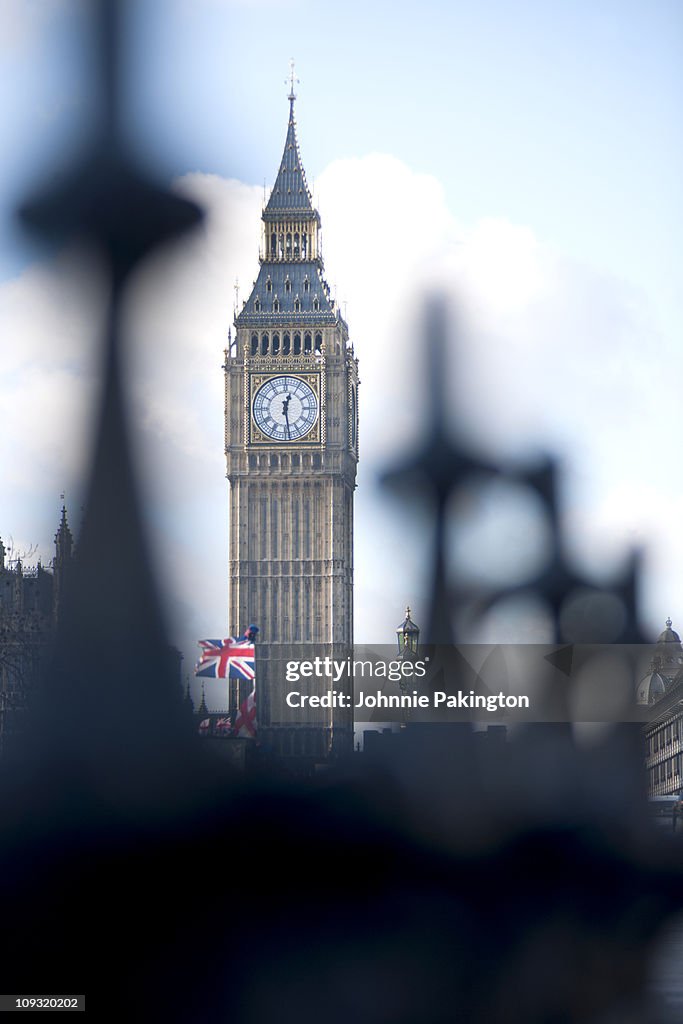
[
  {"x1": 215, "y1": 716, "x2": 232, "y2": 734},
  {"x1": 194, "y1": 638, "x2": 256, "y2": 681},
  {"x1": 233, "y1": 688, "x2": 257, "y2": 739}
]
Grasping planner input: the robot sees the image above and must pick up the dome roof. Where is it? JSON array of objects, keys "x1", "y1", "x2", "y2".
[
  {"x1": 636, "y1": 669, "x2": 667, "y2": 706},
  {"x1": 657, "y1": 617, "x2": 681, "y2": 644}
]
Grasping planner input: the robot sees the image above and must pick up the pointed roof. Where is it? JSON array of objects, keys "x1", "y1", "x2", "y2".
[
  {"x1": 397, "y1": 606, "x2": 420, "y2": 636},
  {"x1": 264, "y1": 96, "x2": 315, "y2": 218},
  {"x1": 235, "y1": 259, "x2": 338, "y2": 327},
  {"x1": 198, "y1": 682, "x2": 208, "y2": 716},
  {"x1": 54, "y1": 504, "x2": 74, "y2": 559}
]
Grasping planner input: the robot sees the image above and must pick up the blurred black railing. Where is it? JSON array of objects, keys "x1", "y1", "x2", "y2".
[{"x1": 1, "y1": 2, "x2": 681, "y2": 1021}]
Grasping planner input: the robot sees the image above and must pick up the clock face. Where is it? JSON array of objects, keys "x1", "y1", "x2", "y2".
[{"x1": 253, "y1": 375, "x2": 319, "y2": 442}]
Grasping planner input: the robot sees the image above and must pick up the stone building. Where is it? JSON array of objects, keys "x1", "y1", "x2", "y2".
[
  {"x1": 224, "y1": 80, "x2": 358, "y2": 762},
  {"x1": 638, "y1": 619, "x2": 683, "y2": 797},
  {"x1": 0, "y1": 507, "x2": 74, "y2": 755}
]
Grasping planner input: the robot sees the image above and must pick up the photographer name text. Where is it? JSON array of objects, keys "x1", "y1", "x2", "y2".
[{"x1": 286, "y1": 689, "x2": 530, "y2": 712}]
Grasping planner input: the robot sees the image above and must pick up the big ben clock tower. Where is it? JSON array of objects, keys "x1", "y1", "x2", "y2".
[{"x1": 224, "y1": 70, "x2": 358, "y2": 761}]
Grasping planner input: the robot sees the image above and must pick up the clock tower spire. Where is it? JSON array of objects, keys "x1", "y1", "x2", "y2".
[
  {"x1": 286, "y1": 57, "x2": 298, "y2": 106},
  {"x1": 224, "y1": 76, "x2": 359, "y2": 763}
]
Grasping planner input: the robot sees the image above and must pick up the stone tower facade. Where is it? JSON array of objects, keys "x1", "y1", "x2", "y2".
[{"x1": 224, "y1": 85, "x2": 358, "y2": 761}]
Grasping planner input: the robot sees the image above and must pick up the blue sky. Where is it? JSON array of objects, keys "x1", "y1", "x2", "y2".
[
  {"x1": 1, "y1": 0, "x2": 682, "y2": 687},
  {"x1": 137, "y1": 1, "x2": 681, "y2": 312}
]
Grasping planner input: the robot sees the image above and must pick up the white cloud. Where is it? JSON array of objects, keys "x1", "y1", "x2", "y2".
[
  {"x1": 0, "y1": 0, "x2": 79, "y2": 56},
  {"x1": 1, "y1": 152, "x2": 678, "y2": 662},
  {"x1": 315, "y1": 154, "x2": 681, "y2": 640},
  {"x1": 0, "y1": 246, "x2": 104, "y2": 521}
]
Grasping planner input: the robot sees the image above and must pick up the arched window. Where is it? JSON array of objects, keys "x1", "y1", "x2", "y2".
[
  {"x1": 283, "y1": 333, "x2": 291, "y2": 355},
  {"x1": 302, "y1": 233, "x2": 308, "y2": 258},
  {"x1": 278, "y1": 236, "x2": 284, "y2": 258},
  {"x1": 294, "y1": 297, "x2": 301, "y2": 312},
  {"x1": 273, "y1": 299, "x2": 280, "y2": 313},
  {"x1": 251, "y1": 334, "x2": 258, "y2": 356},
  {"x1": 315, "y1": 333, "x2": 322, "y2": 353},
  {"x1": 261, "y1": 333, "x2": 269, "y2": 355},
  {"x1": 285, "y1": 278, "x2": 291, "y2": 293},
  {"x1": 303, "y1": 277, "x2": 310, "y2": 293},
  {"x1": 266, "y1": 278, "x2": 272, "y2": 293},
  {"x1": 270, "y1": 232, "x2": 276, "y2": 257},
  {"x1": 293, "y1": 233, "x2": 299, "y2": 257},
  {"x1": 254, "y1": 298, "x2": 261, "y2": 312},
  {"x1": 304, "y1": 332, "x2": 312, "y2": 353},
  {"x1": 272, "y1": 333, "x2": 280, "y2": 354},
  {"x1": 312, "y1": 297, "x2": 320, "y2": 312},
  {"x1": 286, "y1": 233, "x2": 292, "y2": 256},
  {"x1": 293, "y1": 332, "x2": 301, "y2": 355}
]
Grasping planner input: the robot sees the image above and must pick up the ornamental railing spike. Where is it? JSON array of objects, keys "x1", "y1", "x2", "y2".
[
  {"x1": 384, "y1": 301, "x2": 649, "y2": 653},
  {"x1": 17, "y1": 0, "x2": 203, "y2": 805}
]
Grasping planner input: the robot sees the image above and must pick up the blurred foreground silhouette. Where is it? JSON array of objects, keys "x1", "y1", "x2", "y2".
[{"x1": 2, "y1": 2, "x2": 682, "y2": 1020}]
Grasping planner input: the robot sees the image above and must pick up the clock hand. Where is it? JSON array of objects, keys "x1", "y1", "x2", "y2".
[{"x1": 282, "y1": 394, "x2": 291, "y2": 439}]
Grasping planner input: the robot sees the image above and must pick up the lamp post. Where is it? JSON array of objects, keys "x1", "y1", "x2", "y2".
[{"x1": 396, "y1": 606, "x2": 420, "y2": 661}]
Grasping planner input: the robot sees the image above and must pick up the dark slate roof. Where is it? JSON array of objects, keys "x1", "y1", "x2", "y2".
[
  {"x1": 264, "y1": 99, "x2": 315, "y2": 217},
  {"x1": 236, "y1": 260, "x2": 339, "y2": 327}
]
